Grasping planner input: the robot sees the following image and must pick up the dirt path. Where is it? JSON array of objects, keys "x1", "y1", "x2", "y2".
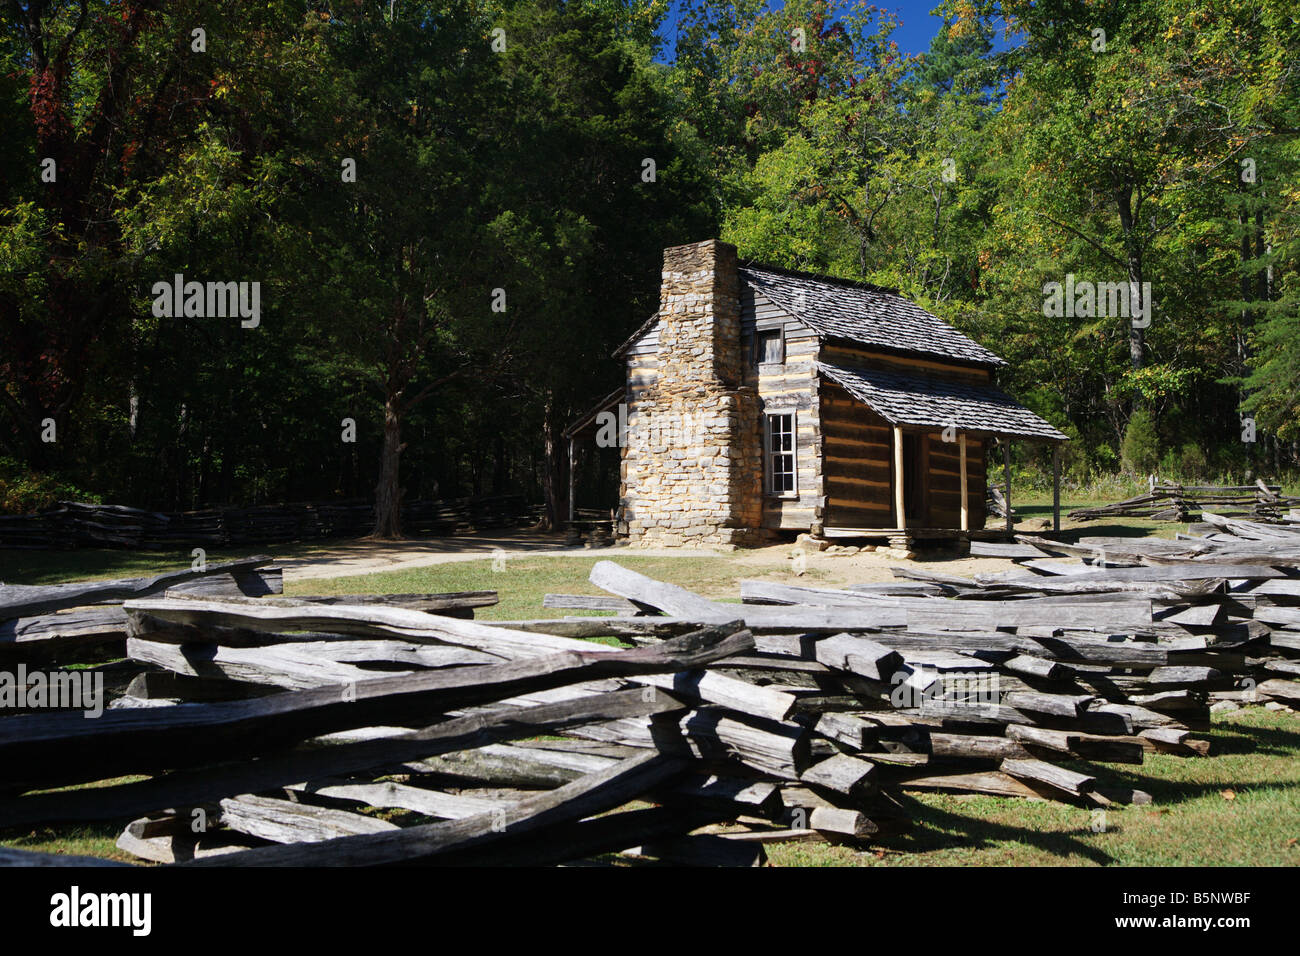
[
  {"x1": 723, "y1": 542, "x2": 1028, "y2": 588},
  {"x1": 278, "y1": 530, "x2": 1033, "y2": 586},
  {"x1": 277, "y1": 531, "x2": 724, "y2": 582}
]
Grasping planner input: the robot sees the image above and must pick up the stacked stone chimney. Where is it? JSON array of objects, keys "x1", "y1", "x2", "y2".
[{"x1": 619, "y1": 240, "x2": 766, "y2": 548}]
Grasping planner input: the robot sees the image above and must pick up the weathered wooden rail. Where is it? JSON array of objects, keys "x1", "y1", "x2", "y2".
[{"x1": 1069, "y1": 480, "x2": 1300, "y2": 522}]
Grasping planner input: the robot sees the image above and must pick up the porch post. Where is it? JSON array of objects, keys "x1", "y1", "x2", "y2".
[
  {"x1": 959, "y1": 433, "x2": 969, "y2": 532},
  {"x1": 893, "y1": 424, "x2": 905, "y2": 530},
  {"x1": 1003, "y1": 437, "x2": 1012, "y2": 534},
  {"x1": 567, "y1": 438, "x2": 576, "y2": 526},
  {"x1": 1052, "y1": 444, "x2": 1061, "y2": 533}
]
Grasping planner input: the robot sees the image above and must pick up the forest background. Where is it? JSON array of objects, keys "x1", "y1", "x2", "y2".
[{"x1": 2, "y1": 0, "x2": 1297, "y2": 534}]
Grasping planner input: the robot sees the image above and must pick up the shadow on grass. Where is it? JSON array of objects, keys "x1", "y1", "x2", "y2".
[
  {"x1": 1196, "y1": 719, "x2": 1300, "y2": 756},
  {"x1": 874, "y1": 792, "x2": 1115, "y2": 864},
  {"x1": 1044, "y1": 521, "x2": 1176, "y2": 543},
  {"x1": 1051, "y1": 745, "x2": 1300, "y2": 806}
]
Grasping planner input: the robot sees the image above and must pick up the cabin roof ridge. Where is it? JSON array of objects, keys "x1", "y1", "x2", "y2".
[
  {"x1": 738, "y1": 260, "x2": 900, "y2": 296},
  {"x1": 740, "y1": 263, "x2": 1006, "y2": 369}
]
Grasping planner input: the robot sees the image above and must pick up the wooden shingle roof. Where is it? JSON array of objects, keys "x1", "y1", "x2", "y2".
[
  {"x1": 819, "y1": 362, "x2": 1067, "y2": 442},
  {"x1": 740, "y1": 264, "x2": 1006, "y2": 368}
]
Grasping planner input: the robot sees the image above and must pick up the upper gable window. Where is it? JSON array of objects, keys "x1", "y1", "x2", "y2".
[{"x1": 754, "y1": 329, "x2": 784, "y2": 366}]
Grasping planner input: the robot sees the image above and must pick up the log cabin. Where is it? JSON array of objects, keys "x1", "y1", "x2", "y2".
[{"x1": 566, "y1": 239, "x2": 1066, "y2": 549}]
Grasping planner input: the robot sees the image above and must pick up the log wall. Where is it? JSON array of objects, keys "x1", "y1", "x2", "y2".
[
  {"x1": 820, "y1": 386, "x2": 988, "y2": 531},
  {"x1": 820, "y1": 384, "x2": 896, "y2": 529},
  {"x1": 741, "y1": 288, "x2": 823, "y2": 532}
]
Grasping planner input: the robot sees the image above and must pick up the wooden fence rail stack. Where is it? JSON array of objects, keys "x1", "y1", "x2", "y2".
[{"x1": 0, "y1": 513, "x2": 1296, "y2": 866}]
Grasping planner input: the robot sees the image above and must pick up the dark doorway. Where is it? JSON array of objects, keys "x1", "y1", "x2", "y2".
[{"x1": 902, "y1": 433, "x2": 926, "y2": 523}]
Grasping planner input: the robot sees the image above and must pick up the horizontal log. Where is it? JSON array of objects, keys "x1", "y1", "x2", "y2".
[
  {"x1": 127, "y1": 637, "x2": 382, "y2": 689},
  {"x1": 0, "y1": 686, "x2": 685, "y2": 828},
  {"x1": 0, "y1": 623, "x2": 748, "y2": 788},
  {"x1": 0, "y1": 556, "x2": 273, "y2": 618},
  {"x1": 543, "y1": 594, "x2": 639, "y2": 612},
  {"x1": 1000, "y1": 758, "x2": 1095, "y2": 797},
  {"x1": 184, "y1": 750, "x2": 685, "y2": 866},
  {"x1": 286, "y1": 779, "x2": 501, "y2": 819},
  {"x1": 218, "y1": 793, "x2": 400, "y2": 843},
  {"x1": 895, "y1": 770, "x2": 1041, "y2": 799}
]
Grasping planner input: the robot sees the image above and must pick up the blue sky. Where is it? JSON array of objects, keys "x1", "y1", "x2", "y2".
[
  {"x1": 873, "y1": 1, "x2": 951, "y2": 56},
  {"x1": 656, "y1": 0, "x2": 954, "y2": 60}
]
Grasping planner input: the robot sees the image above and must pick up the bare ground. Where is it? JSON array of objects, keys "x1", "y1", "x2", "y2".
[{"x1": 279, "y1": 530, "x2": 1029, "y2": 586}]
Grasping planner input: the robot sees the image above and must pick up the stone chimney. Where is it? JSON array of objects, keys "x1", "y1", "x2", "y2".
[
  {"x1": 656, "y1": 239, "x2": 743, "y2": 387},
  {"x1": 619, "y1": 240, "x2": 766, "y2": 548}
]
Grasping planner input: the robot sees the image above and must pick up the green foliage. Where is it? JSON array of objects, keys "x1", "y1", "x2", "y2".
[
  {"x1": 0, "y1": 458, "x2": 99, "y2": 514},
  {"x1": 1161, "y1": 442, "x2": 1209, "y2": 482},
  {"x1": 1, "y1": 0, "x2": 1298, "y2": 518},
  {"x1": 1121, "y1": 408, "x2": 1162, "y2": 475}
]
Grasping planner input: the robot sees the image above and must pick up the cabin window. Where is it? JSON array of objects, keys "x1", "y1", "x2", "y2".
[
  {"x1": 754, "y1": 329, "x2": 784, "y2": 366},
  {"x1": 765, "y1": 412, "x2": 797, "y2": 496}
]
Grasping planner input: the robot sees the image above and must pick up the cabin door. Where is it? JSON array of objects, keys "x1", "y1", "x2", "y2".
[{"x1": 901, "y1": 433, "x2": 927, "y2": 524}]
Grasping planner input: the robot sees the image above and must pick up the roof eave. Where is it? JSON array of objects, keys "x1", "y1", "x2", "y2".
[
  {"x1": 611, "y1": 311, "x2": 660, "y2": 360},
  {"x1": 819, "y1": 333, "x2": 1006, "y2": 370}
]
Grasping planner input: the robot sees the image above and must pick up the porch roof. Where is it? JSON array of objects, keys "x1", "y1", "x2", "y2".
[
  {"x1": 562, "y1": 387, "x2": 625, "y2": 440},
  {"x1": 818, "y1": 362, "x2": 1068, "y2": 443}
]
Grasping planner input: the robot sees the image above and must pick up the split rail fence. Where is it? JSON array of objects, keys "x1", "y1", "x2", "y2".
[
  {"x1": 1069, "y1": 480, "x2": 1300, "y2": 523},
  {"x1": 1, "y1": 510, "x2": 1298, "y2": 866},
  {"x1": 0, "y1": 495, "x2": 541, "y2": 551}
]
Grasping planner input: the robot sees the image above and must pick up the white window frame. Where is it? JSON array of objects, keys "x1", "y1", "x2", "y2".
[{"x1": 764, "y1": 410, "x2": 798, "y2": 498}]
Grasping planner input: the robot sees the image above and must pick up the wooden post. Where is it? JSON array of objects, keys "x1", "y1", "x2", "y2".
[
  {"x1": 893, "y1": 425, "x2": 905, "y2": 530},
  {"x1": 1003, "y1": 438, "x2": 1012, "y2": 534},
  {"x1": 1052, "y1": 444, "x2": 1061, "y2": 534},
  {"x1": 959, "y1": 434, "x2": 969, "y2": 532},
  {"x1": 567, "y1": 439, "x2": 576, "y2": 526}
]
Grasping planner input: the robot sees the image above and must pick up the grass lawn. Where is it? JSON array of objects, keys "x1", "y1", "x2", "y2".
[
  {"x1": 0, "y1": 542, "x2": 325, "y2": 587},
  {"x1": 281, "y1": 553, "x2": 797, "y2": 613}
]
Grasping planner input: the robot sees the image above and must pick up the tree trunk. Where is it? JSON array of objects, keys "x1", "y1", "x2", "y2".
[
  {"x1": 540, "y1": 397, "x2": 568, "y2": 531},
  {"x1": 371, "y1": 396, "x2": 406, "y2": 539},
  {"x1": 1115, "y1": 185, "x2": 1145, "y2": 373}
]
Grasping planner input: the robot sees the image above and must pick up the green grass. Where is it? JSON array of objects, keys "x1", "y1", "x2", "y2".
[
  {"x1": 768, "y1": 707, "x2": 1300, "y2": 867},
  {"x1": 0, "y1": 823, "x2": 135, "y2": 862},
  {"x1": 0, "y1": 544, "x2": 305, "y2": 586},
  {"x1": 1014, "y1": 500, "x2": 1181, "y2": 540},
  {"x1": 281, "y1": 553, "x2": 805, "y2": 618},
  {"x1": 1, "y1": 775, "x2": 152, "y2": 864}
]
